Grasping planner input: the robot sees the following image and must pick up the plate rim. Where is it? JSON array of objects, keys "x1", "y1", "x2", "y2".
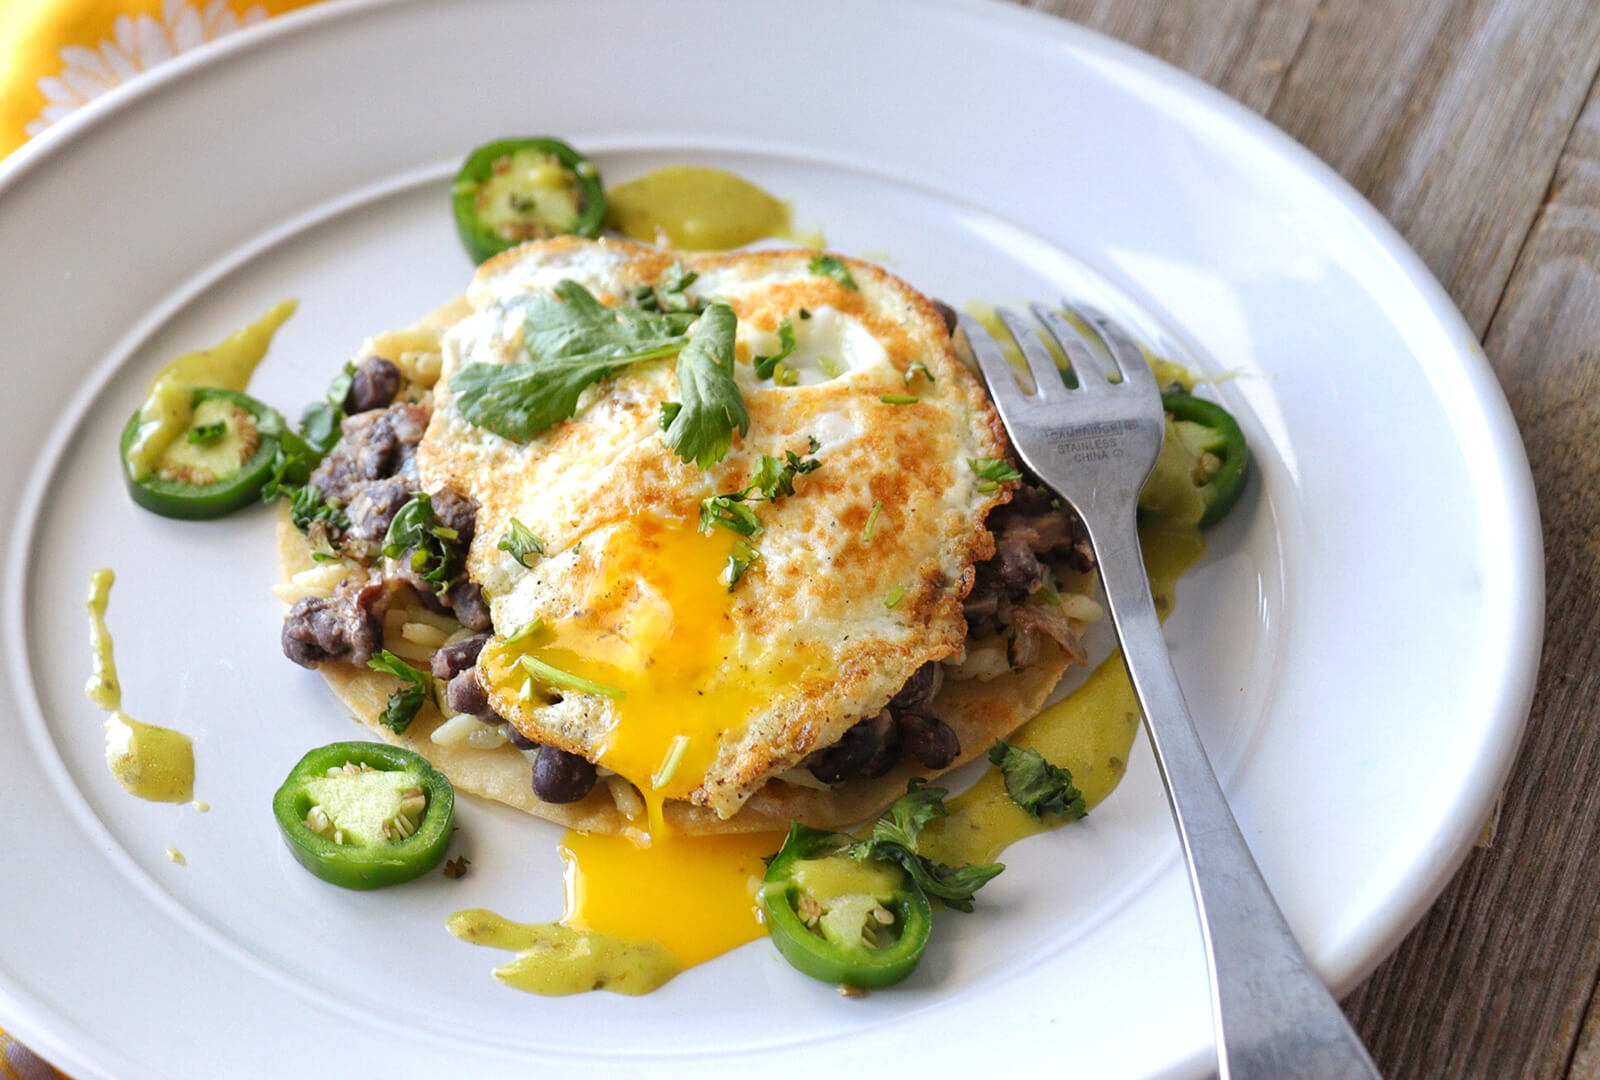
[{"x1": 0, "y1": 0, "x2": 1545, "y2": 1075}]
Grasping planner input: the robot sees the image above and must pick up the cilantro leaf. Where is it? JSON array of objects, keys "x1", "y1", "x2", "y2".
[
  {"x1": 968, "y1": 456, "x2": 1023, "y2": 493},
  {"x1": 726, "y1": 539, "x2": 761, "y2": 589},
  {"x1": 700, "y1": 494, "x2": 764, "y2": 539},
  {"x1": 453, "y1": 280, "x2": 686, "y2": 441},
  {"x1": 989, "y1": 741, "x2": 1087, "y2": 820},
  {"x1": 845, "y1": 778, "x2": 1004, "y2": 913},
  {"x1": 300, "y1": 362, "x2": 356, "y2": 454},
  {"x1": 698, "y1": 439, "x2": 823, "y2": 543},
  {"x1": 287, "y1": 483, "x2": 348, "y2": 534},
  {"x1": 366, "y1": 650, "x2": 433, "y2": 733},
  {"x1": 299, "y1": 402, "x2": 344, "y2": 454},
  {"x1": 661, "y1": 302, "x2": 749, "y2": 469},
  {"x1": 809, "y1": 254, "x2": 859, "y2": 291},
  {"x1": 889, "y1": 855, "x2": 1006, "y2": 911},
  {"x1": 870, "y1": 777, "x2": 947, "y2": 848},
  {"x1": 326, "y1": 361, "x2": 356, "y2": 407},
  {"x1": 753, "y1": 318, "x2": 796, "y2": 381},
  {"x1": 658, "y1": 401, "x2": 682, "y2": 430},
  {"x1": 497, "y1": 517, "x2": 545, "y2": 567},
  {"x1": 382, "y1": 492, "x2": 461, "y2": 588}
]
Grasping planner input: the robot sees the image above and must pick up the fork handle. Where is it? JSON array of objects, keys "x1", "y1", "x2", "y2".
[{"x1": 1087, "y1": 510, "x2": 1382, "y2": 1080}]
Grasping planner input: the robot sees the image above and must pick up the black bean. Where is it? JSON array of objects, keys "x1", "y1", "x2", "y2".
[
  {"x1": 931, "y1": 299, "x2": 958, "y2": 337},
  {"x1": 343, "y1": 356, "x2": 402, "y2": 414},
  {"x1": 807, "y1": 710, "x2": 897, "y2": 784},
  {"x1": 446, "y1": 670, "x2": 491, "y2": 716},
  {"x1": 430, "y1": 486, "x2": 478, "y2": 548},
  {"x1": 445, "y1": 581, "x2": 492, "y2": 631},
  {"x1": 890, "y1": 662, "x2": 943, "y2": 712},
  {"x1": 532, "y1": 746, "x2": 598, "y2": 803},
  {"x1": 506, "y1": 725, "x2": 540, "y2": 751},
  {"x1": 431, "y1": 634, "x2": 489, "y2": 680},
  {"x1": 896, "y1": 710, "x2": 960, "y2": 770}
]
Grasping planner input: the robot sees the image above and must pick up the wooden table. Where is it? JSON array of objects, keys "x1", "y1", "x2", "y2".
[{"x1": 1015, "y1": 0, "x2": 1599, "y2": 1076}]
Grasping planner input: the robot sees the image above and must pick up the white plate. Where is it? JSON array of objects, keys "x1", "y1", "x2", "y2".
[{"x1": 0, "y1": 1, "x2": 1542, "y2": 1077}]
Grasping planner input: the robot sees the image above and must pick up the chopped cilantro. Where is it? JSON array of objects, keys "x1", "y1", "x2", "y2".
[
  {"x1": 287, "y1": 483, "x2": 348, "y2": 535},
  {"x1": 186, "y1": 421, "x2": 226, "y2": 446},
  {"x1": 726, "y1": 539, "x2": 761, "y2": 589},
  {"x1": 880, "y1": 394, "x2": 919, "y2": 405},
  {"x1": 367, "y1": 650, "x2": 433, "y2": 734},
  {"x1": 753, "y1": 318, "x2": 796, "y2": 381},
  {"x1": 382, "y1": 492, "x2": 460, "y2": 588},
  {"x1": 846, "y1": 779, "x2": 1004, "y2": 912},
  {"x1": 861, "y1": 500, "x2": 883, "y2": 544},
  {"x1": 884, "y1": 585, "x2": 907, "y2": 609},
  {"x1": 968, "y1": 456, "x2": 1023, "y2": 493},
  {"x1": 809, "y1": 254, "x2": 859, "y2": 291},
  {"x1": 497, "y1": 517, "x2": 545, "y2": 567}
]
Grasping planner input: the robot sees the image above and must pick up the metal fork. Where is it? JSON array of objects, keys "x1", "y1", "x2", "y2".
[{"x1": 960, "y1": 306, "x2": 1382, "y2": 1080}]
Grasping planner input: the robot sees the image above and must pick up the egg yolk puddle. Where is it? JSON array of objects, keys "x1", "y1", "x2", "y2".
[
  {"x1": 460, "y1": 518, "x2": 825, "y2": 992},
  {"x1": 559, "y1": 827, "x2": 782, "y2": 967}
]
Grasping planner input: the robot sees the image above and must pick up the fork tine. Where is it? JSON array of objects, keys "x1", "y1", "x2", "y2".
[
  {"x1": 956, "y1": 313, "x2": 1030, "y2": 422},
  {"x1": 1073, "y1": 303, "x2": 1161, "y2": 401},
  {"x1": 1031, "y1": 303, "x2": 1110, "y2": 389},
  {"x1": 995, "y1": 306, "x2": 1068, "y2": 399}
]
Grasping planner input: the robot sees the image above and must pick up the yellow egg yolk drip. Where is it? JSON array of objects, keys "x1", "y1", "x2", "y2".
[
  {"x1": 486, "y1": 518, "x2": 828, "y2": 807},
  {"x1": 478, "y1": 517, "x2": 824, "y2": 974},
  {"x1": 559, "y1": 828, "x2": 781, "y2": 968}
]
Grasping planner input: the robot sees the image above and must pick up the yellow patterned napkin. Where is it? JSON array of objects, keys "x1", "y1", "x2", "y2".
[
  {"x1": 1, "y1": 1027, "x2": 64, "y2": 1080},
  {"x1": 1, "y1": 1, "x2": 325, "y2": 1070},
  {"x1": 1, "y1": 0, "x2": 322, "y2": 159}
]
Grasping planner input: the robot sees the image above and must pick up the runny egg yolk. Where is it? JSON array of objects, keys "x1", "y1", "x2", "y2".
[
  {"x1": 486, "y1": 516, "x2": 828, "y2": 806},
  {"x1": 479, "y1": 517, "x2": 829, "y2": 973},
  {"x1": 559, "y1": 827, "x2": 783, "y2": 967}
]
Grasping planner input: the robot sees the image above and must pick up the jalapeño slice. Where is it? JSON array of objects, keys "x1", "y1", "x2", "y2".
[
  {"x1": 272, "y1": 742, "x2": 456, "y2": 890},
  {"x1": 452, "y1": 137, "x2": 606, "y2": 264},
  {"x1": 119, "y1": 387, "x2": 284, "y2": 520}
]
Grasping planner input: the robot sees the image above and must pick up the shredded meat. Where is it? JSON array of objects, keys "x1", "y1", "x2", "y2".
[
  {"x1": 1010, "y1": 602, "x2": 1086, "y2": 665},
  {"x1": 308, "y1": 402, "x2": 428, "y2": 504},
  {"x1": 280, "y1": 578, "x2": 393, "y2": 669},
  {"x1": 340, "y1": 476, "x2": 411, "y2": 560}
]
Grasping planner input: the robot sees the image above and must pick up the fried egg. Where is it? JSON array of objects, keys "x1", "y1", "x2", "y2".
[{"x1": 417, "y1": 237, "x2": 1010, "y2": 824}]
